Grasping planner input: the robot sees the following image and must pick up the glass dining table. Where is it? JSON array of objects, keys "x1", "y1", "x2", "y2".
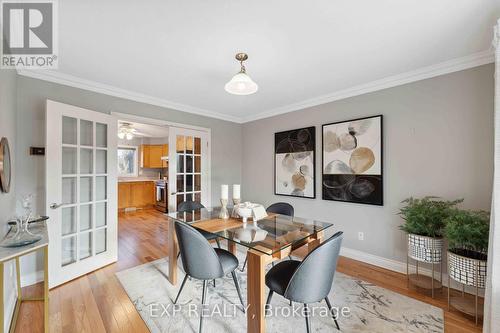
[{"x1": 167, "y1": 207, "x2": 334, "y2": 333}]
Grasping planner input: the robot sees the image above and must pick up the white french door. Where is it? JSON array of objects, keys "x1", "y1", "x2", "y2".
[
  {"x1": 46, "y1": 100, "x2": 117, "y2": 288},
  {"x1": 168, "y1": 127, "x2": 211, "y2": 212}
]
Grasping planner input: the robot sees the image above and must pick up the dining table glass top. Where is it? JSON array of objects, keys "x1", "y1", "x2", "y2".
[{"x1": 167, "y1": 207, "x2": 334, "y2": 255}]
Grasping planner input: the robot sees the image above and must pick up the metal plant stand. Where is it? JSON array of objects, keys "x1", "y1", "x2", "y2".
[
  {"x1": 447, "y1": 251, "x2": 486, "y2": 326},
  {"x1": 406, "y1": 234, "x2": 443, "y2": 298}
]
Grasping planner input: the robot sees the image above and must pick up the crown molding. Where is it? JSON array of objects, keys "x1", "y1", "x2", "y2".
[
  {"x1": 18, "y1": 49, "x2": 493, "y2": 124},
  {"x1": 16, "y1": 69, "x2": 242, "y2": 123},
  {"x1": 241, "y1": 49, "x2": 495, "y2": 123}
]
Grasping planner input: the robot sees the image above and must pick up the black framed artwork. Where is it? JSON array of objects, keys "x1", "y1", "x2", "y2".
[
  {"x1": 274, "y1": 126, "x2": 316, "y2": 198},
  {"x1": 322, "y1": 115, "x2": 383, "y2": 205}
]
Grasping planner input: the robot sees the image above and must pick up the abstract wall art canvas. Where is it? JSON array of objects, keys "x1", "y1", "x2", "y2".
[
  {"x1": 322, "y1": 115, "x2": 383, "y2": 205},
  {"x1": 275, "y1": 126, "x2": 316, "y2": 198}
]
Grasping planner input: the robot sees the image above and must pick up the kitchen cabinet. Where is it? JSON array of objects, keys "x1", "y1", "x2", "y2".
[
  {"x1": 141, "y1": 144, "x2": 168, "y2": 168},
  {"x1": 118, "y1": 181, "x2": 155, "y2": 210}
]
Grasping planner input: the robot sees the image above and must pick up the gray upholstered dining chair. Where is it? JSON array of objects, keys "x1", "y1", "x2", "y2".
[
  {"x1": 240, "y1": 202, "x2": 295, "y2": 271},
  {"x1": 266, "y1": 202, "x2": 294, "y2": 217},
  {"x1": 265, "y1": 231, "x2": 344, "y2": 333},
  {"x1": 177, "y1": 201, "x2": 221, "y2": 248},
  {"x1": 173, "y1": 222, "x2": 245, "y2": 333}
]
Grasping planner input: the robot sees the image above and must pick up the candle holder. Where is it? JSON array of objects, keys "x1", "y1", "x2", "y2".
[
  {"x1": 219, "y1": 198, "x2": 229, "y2": 219},
  {"x1": 231, "y1": 198, "x2": 241, "y2": 218}
]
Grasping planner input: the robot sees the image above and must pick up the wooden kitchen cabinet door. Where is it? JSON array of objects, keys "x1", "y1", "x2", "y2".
[
  {"x1": 162, "y1": 144, "x2": 169, "y2": 168},
  {"x1": 148, "y1": 145, "x2": 163, "y2": 168},
  {"x1": 141, "y1": 144, "x2": 163, "y2": 168},
  {"x1": 118, "y1": 183, "x2": 131, "y2": 209}
]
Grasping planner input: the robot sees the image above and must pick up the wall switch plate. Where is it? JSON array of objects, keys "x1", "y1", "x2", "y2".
[{"x1": 358, "y1": 232, "x2": 364, "y2": 241}]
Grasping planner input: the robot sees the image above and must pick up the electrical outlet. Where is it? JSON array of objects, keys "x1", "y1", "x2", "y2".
[{"x1": 358, "y1": 232, "x2": 364, "y2": 241}]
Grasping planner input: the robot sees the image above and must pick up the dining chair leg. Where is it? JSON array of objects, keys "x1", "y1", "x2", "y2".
[
  {"x1": 215, "y1": 238, "x2": 221, "y2": 248},
  {"x1": 174, "y1": 274, "x2": 189, "y2": 304},
  {"x1": 304, "y1": 303, "x2": 311, "y2": 333},
  {"x1": 240, "y1": 254, "x2": 248, "y2": 272},
  {"x1": 325, "y1": 296, "x2": 340, "y2": 330},
  {"x1": 199, "y1": 280, "x2": 208, "y2": 333},
  {"x1": 265, "y1": 290, "x2": 274, "y2": 316},
  {"x1": 290, "y1": 300, "x2": 292, "y2": 306},
  {"x1": 213, "y1": 280, "x2": 216, "y2": 287},
  {"x1": 231, "y1": 271, "x2": 246, "y2": 312}
]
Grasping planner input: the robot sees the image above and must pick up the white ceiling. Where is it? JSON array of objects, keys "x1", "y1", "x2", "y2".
[
  {"x1": 118, "y1": 120, "x2": 169, "y2": 138},
  {"x1": 21, "y1": 0, "x2": 500, "y2": 123}
]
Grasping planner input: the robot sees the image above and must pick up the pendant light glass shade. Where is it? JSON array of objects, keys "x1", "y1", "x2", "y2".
[
  {"x1": 225, "y1": 52, "x2": 258, "y2": 95},
  {"x1": 225, "y1": 72, "x2": 258, "y2": 95}
]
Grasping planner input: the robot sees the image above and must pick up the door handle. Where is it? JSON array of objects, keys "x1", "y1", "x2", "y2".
[
  {"x1": 50, "y1": 203, "x2": 63, "y2": 209},
  {"x1": 171, "y1": 192, "x2": 176, "y2": 195}
]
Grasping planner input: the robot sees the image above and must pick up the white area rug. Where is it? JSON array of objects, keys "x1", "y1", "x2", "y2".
[{"x1": 116, "y1": 256, "x2": 443, "y2": 333}]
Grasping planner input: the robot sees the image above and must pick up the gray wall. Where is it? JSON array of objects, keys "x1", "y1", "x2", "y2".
[
  {"x1": 0, "y1": 69, "x2": 18, "y2": 332},
  {"x1": 16, "y1": 75, "x2": 243, "y2": 213},
  {"x1": 242, "y1": 64, "x2": 495, "y2": 263}
]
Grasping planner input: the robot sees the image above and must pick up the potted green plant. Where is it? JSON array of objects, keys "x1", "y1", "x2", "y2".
[
  {"x1": 399, "y1": 197, "x2": 462, "y2": 263},
  {"x1": 445, "y1": 209, "x2": 489, "y2": 289}
]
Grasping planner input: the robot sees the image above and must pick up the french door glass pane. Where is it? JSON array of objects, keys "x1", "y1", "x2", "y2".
[
  {"x1": 80, "y1": 148, "x2": 93, "y2": 174},
  {"x1": 194, "y1": 137, "x2": 201, "y2": 154},
  {"x1": 176, "y1": 194, "x2": 184, "y2": 207},
  {"x1": 96, "y1": 176, "x2": 107, "y2": 201},
  {"x1": 62, "y1": 177, "x2": 77, "y2": 204},
  {"x1": 194, "y1": 192, "x2": 201, "y2": 203},
  {"x1": 62, "y1": 236, "x2": 76, "y2": 266},
  {"x1": 80, "y1": 120, "x2": 93, "y2": 146},
  {"x1": 80, "y1": 204, "x2": 92, "y2": 231},
  {"x1": 176, "y1": 175, "x2": 184, "y2": 193},
  {"x1": 61, "y1": 207, "x2": 76, "y2": 235},
  {"x1": 186, "y1": 155, "x2": 193, "y2": 173},
  {"x1": 194, "y1": 174, "x2": 201, "y2": 191},
  {"x1": 186, "y1": 136, "x2": 193, "y2": 154},
  {"x1": 96, "y1": 123, "x2": 107, "y2": 148},
  {"x1": 186, "y1": 193, "x2": 192, "y2": 202},
  {"x1": 96, "y1": 202, "x2": 107, "y2": 227},
  {"x1": 176, "y1": 136, "x2": 185, "y2": 153},
  {"x1": 80, "y1": 177, "x2": 92, "y2": 203},
  {"x1": 96, "y1": 150, "x2": 107, "y2": 174},
  {"x1": 177, "y1": 155, "x2": 184, "y2": 173},
  {"x1": 62, "y1": 116, "x2": 77, "y2": 145},
  {"x1": 194, "y1": 156, "x2": 201, "y2": 173},
  {"x1": 80, "y1": 231, "x2": 92, "y2": 259},
  {"x1": 96, "y1": 229, "x2": 107, "y2": 254},
  {"x1": 185, "y1": 174, "x2": 193, "y2": 192},
  {"x1": 62, "y1": 147, "x2": 77, "y2": 174}
]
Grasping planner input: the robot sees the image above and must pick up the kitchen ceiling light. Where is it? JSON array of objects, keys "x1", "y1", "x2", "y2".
[
  {"x1": 118, "y1": 123, "x2": 135, "y2": 140},
  {"x1": 225, "y1": 53, "x2": 258, "y2": 95}
]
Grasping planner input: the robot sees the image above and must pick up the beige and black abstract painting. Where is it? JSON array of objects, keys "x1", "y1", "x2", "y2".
[
  {"x1": 322, "y1": 115, "x2": 383, "y2": 205},
  {"x1": 275, "y1": 127, "x2": 316, "y2": 198}
]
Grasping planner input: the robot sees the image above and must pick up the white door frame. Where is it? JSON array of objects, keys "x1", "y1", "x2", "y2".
[
  {"x1": 111, "y1": 111, "x2": 212, "y2": 208},
  {"x1": 46, "y1": 100, "x2": 118, "y2": 288}
]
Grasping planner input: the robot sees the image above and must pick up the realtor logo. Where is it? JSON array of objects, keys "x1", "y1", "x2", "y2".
[{"x1": 1, "y1": 0, "x2": 58, "y2": 68}]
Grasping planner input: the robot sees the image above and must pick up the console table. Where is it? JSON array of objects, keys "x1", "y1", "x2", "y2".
[{"x1": 0, "y1": 221, "x2": 49, "y2": 333}]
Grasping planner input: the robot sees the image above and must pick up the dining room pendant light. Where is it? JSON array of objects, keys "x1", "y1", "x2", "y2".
[{"x1": 224, "y1": 53, "x2": 258, "y2": 95}]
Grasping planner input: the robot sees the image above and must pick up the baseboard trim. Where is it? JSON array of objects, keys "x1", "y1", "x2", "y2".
[
  {"x1": 21, "y1": 270, "x2": 44, "y2": 287},
  {"x1": 340, "y1": 246, "x2": 484, "y2": 296}
]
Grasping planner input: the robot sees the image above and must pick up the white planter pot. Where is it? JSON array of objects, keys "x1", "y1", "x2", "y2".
[
  {"x1": 448, "y1": 251, "x2": 487, "y2": 288},
  {"x1": 407, "y1": 233, "x2": 443, "y2": 263}
]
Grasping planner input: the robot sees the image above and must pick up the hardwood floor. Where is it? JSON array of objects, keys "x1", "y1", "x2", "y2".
[{"x1": 14, "y1": 209, "x2": 482, "y2": 333}]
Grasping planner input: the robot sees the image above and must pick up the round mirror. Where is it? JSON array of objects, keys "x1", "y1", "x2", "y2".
[{"x1": 0, "y1": 137, "x2": 11, "y2": 193}]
